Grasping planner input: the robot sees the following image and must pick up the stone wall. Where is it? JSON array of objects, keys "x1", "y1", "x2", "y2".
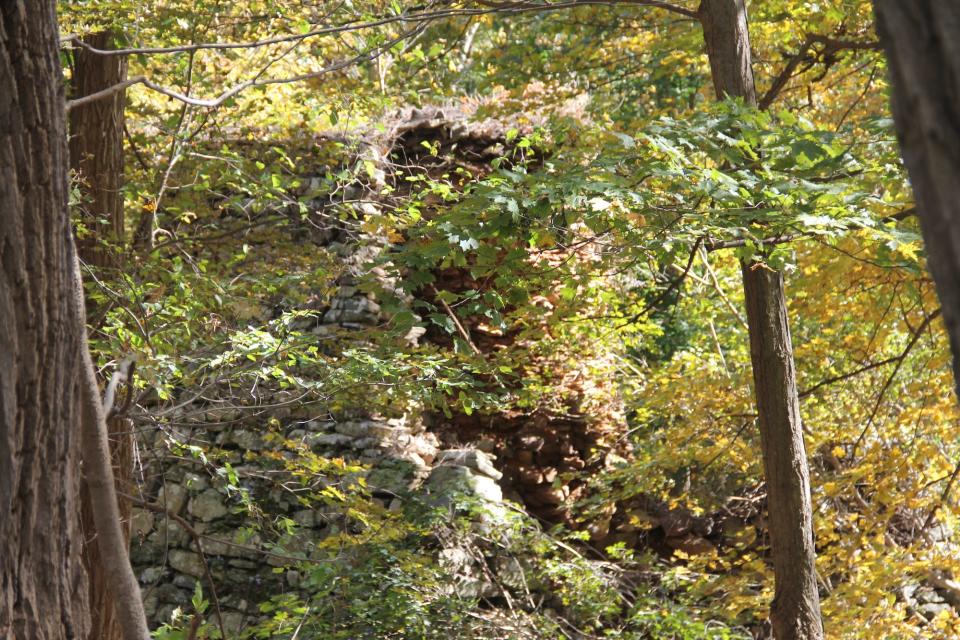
[
  {"x1": 131, "y1": 109, "x2": 620, "y2": 633},
  {"x1": 132, "y1": 404, "x2": 509, "y2": 631}
]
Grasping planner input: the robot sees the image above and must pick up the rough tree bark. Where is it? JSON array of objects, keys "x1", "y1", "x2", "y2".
[
  {"x1": 0, "y1": 4, "x2": 90, "y2": 636},
  {"x1": 0, "y1": 3, "x2": 149, "y2": 639},
  {"x1": 69, "y1": 31, "x2": 127, "y2": 268},
  {"x1": 698, "y1": 0, "x2": 823, "y2": 637},
  {"x1": 70, "y1": 30, "x2": 135, "y2": 640},
  {"x1": 873, "y1": 1, "x2": 960, "y2": 397}
]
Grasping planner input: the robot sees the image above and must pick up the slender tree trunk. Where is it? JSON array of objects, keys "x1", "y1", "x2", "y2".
[
  {"x1": 700, "y1": 0, "x2": 756, "y2": 106},
  {"x1": 872, "y1": 1, "x2": 960, "y2": 397},
  {"x1": 69, "y1": 31, "x2": 127, "y2": 268},
  {"x1": 740, "y1": 264, "x2": 823, "y2": 640},
  {"x1": 698, "y1": 0, "x2": 823, "y2": 637},
  {"x1": 69, "y1": 30, "x2": 134, "y2": 640},
  {"x1": 74, "y1": 257, "x2": 151, "y2": 640},
  {"x1": 80, "y1": 414, "x2": 134, "y2": 640},
  {"x1": 0, "y1": 4, "x2": 149, "y2": 639}
]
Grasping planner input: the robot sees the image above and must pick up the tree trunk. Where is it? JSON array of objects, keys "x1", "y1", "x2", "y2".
[
  {"x1": 741, "y1": 264, "x2": 823, "y2": 640},
  {"x1": 0, "y1": 3, "x2": 90, "y2": 638},
  {"x1": 700, "y1": 0, "x2": 756, "y2": 107},
  {"x1": 0, "y1": 4, "x2": 149, "y2": 639},
  {"x1": 698, "y1": 0, "x2": 823, "y2": 637},
  {"x1": 69, "y1": 31, "x2": 127, "y2": 268},
  {"x1": 69, "y1": 30, "x2": 134, "y2": 640},
  {"x1": 873, "y1": 1, "x2": 960, "y2": 397},
  {"x1": 80, "y1": 415, "x2": 134, "y2": 640}
]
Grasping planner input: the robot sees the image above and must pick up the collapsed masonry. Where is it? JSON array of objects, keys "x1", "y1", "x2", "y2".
[
  {"x1": 126, "y1": 106, "x2": 754, "y2": 631},
  {"x1": 129, "y1": 107, "x2": 575, "y2": 630},
  {"x1": 132, "y1": 408, "x2": 511, "y2": 630}
]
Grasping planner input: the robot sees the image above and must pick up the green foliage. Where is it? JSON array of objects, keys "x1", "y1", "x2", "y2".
[{"x1": 60, "y1": 1, "x2": 960, "y2": 638}]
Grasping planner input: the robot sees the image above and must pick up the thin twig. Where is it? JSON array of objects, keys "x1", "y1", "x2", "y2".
[
  {"x1": 66, "y1": 27, "x2": 421, "y2": 111},
  {"x1": 851, "y1": 308, "x2": 941, "y2": 456},
  {"x1": 430, "y1": 286, "x2": 482, "y2": 354},
  {"x1": 122, "y1": 494, "x2": 228, "y2": 639},
  {"x1": 799, "y1": 354, "x2": 902, "y2": 398},
  {"x1": 699, "y1": 245, "x2": 748, "y2": 331},
  {"x1": 920, "y1": 457, "x2": 960, "y2": 533}
]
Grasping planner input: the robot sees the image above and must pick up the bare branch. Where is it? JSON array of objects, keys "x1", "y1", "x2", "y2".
[
  {"x1": 699, "y1": 244, "x2": 748, "y2": 330},
  {"x1": 63, "y1": 6, "x2": 455, "y2": 56},
  {"x1": 430, "y1": 285, "x2": 482, "y2": 354},
  {"x1": 759, "y1": 35, "x2": 815, "y2": 110},
  {"x1": 799, "y1": 354, "x2": 901, "y2": 399},
  {"x1": 807, "y1": 34, "x2": 881, "y2": 52},
  {"x1": 705, "y1": 232, "x2": 805, "y2": 251},
  {"x1": 102, "y1": 356, "x2": 137, "y2": 417},
  {"x1": 66, "y1": 26, "x2": 421, "y2": 111},
  {"x1": 61, "y1": 0, "x2": 697, "y2": 60},
  {"x1": 66, "y1": 75, "x2": 145, "y2": 113},
  {"x1": 705, "y1": 207, "x2": 916, "y2": 254},
  {"x1": 921, "y1": 458, "x2": 960, "y2": 533},
  {"x1": 623, "y1": 236, "x2": 703, "y2": 325},
  {"x1": 759, "y1": 32, "x2": 882, "y2": 110}
]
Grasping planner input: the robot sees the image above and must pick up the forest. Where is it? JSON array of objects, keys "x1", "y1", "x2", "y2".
[{"x1": 4, "y1": 1, "x2": 960, "y2": 639}]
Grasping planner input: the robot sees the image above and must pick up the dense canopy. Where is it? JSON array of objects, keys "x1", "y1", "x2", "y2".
[{"x1": 4, "y1": 1, "x2": 960, "y2": 639}]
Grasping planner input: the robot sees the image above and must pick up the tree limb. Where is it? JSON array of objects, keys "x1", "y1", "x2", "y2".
[
  {"x1": 799, "y1": 354, "x2": 901, "y2": 398},
  {"x1": 61, "y1": 0, "x2": 697, "y2": 60},
  {"x1": 920, "y1": 458, "x2": 960, "y2": 533},
  {"x1": 430, "y1": 286, "x2": 482, "y2": 354},
  {"x1": 72, "y1": 250, "x2": 150, "y2": 639},
  {"x1": 758, "y1": 32, "x2": 882, "y2": 110},
  {"x1": 66, "y1": 26, "x2": 423, "y2": 111},
  {"x1": 66, "y1": 75, "x2": 144, "y2": 113}
]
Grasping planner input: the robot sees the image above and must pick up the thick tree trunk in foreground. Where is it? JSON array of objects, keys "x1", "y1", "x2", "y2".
[
  {"x1": 0, "y1": 4, "x2": 90, "y2": 638},
  {"x1": 0, "y1": 4, "x2": 149, "y2": 639},
  {"x1": 873, "y1": 1, "x2": 960, "y2": 397},
  {"x1": 69, "y1": 31, "x2": 127, "y2": 268},
  {"x1": 699, "y1": 0, "x2": 823, "y2": 637}
]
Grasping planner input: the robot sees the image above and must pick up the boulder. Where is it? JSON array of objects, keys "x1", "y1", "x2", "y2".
[
  {"x1": 436, "y1": 449, "x2": 503, "y2": 480},
  {"x1": 526, "y1": 485, "x2": 566, "y2": 506},
  {"x1": 310, "y1": 433, "x2": 354, "y2": 448},
  {"x1": 666, "y1": 533, "x2": 716, "y2": 556},
  {"x1": 183, "y1": 472, "x2": 210, "y2": 492},
  {"x1": 168, "y1": 550, "x2": 206, "y2": 579},
  {"x1": 188, "y1": 489, "x2": 229, "y2": 522},
  {"x1": 130, "y1": 508, "x2": 155, "y2": 536},
  {"x1": 222, "y1": 429, "x2": 266, "y2": 451},
  {"x1": 335, "y1": 421, "x2": 372, "y2": 438},
  {"x1": 221, "y1": 611, "x2": 247, "y2": 635},
  {"x1": 196, "y1": 529, "x2": 262, "y2": 558},
  {"x1": 427, "y1": 464, "x2": 503, "y2": 503},
  {"x1": 155, "y1": 483, "x2": 188, "y2": 515},
  {"x1": 368, "y1": 460, "x2": 426, "y2": 494},
  {"x1": 146, "y1": 520, "x2": 190, "y2": 548}
]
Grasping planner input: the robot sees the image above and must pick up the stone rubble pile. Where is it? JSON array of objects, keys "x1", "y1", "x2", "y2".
[
  {"x1": 132, "y1": 407, "x2": 509, "y2": 630},
  {"x1": 130, "y1": 107, "x2": 582, "y2": 632}
]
